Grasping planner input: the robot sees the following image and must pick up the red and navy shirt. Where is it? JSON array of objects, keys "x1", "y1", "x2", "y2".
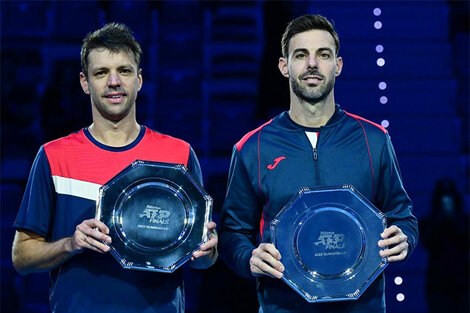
[
  {"x1": 219, "y1": 106, "x2": 418, "y2": 313},
  {"x1": 15, "y1": 126, "x2": 201, "y2": 313}
]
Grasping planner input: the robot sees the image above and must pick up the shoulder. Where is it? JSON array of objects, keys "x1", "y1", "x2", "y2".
[
  {"x1": 143, "y1": 127, "x2": 192, "y2": 163},
  {"x1": 42, "y1": 129, "x2": 86, "y2": 155},
  {"x1": 342, "y1": 111, "x2": 390, "y2": 146},
  {"x1": 343, "y1": 111, "x2": 387, "y2": 134},
  {"x1": 235, "y1": 118, "x2": 274, "y2": 152},
  {"x1": 144, "y1": 127, "x2": 191, "y2": 150}
]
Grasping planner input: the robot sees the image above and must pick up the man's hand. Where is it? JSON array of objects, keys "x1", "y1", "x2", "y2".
[
  {"x1": 192, "y1": 221, "x2": 218, "y2": 260},
  {"x1": 378, "y1": 225, "x2": 409, "y2": 262},
  {"x1": 12, "y1": 219, "x2": 112, "y2": 274},
  {"x1": 250, "y1": 243, "x2": 284, "y2": 279},
  {"x1": 69, "y1": 219, "x2": 112, "y2": 254},
  {"x1": 190, "y1": 222, "x2": 218, "y2": 269}
]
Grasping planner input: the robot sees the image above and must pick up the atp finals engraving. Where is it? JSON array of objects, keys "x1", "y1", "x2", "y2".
[
  {"x1": 313, "y1": 231, "x2": 346, "y2": 257},
  {"x1": 137, "y1": 205, "x2": 171, "y2": 231}
]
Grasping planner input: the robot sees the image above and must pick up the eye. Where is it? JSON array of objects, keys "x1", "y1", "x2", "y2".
[
  {"x1": 120, "y1": 68, "x2": 132, "y2": 75},
  {"x1": 295, "y1": 52, "x2": 307, "y2": 59},
  {"x1": 94, "y1": 71, "x2": 106, "y2": 77},
  {"x1": 319, "y1": 52, "x2": 332, "y2": 59}
]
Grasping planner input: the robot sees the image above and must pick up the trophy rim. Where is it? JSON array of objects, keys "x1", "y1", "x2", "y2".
[
  {"x1": 271, "y1": 185, "x2": 388, "y2": 302},
  {"x1": 96, "y1": 160, "x2": 213, "y2": 273}
]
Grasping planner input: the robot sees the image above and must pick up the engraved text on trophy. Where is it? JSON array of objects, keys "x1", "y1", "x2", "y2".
[
  {"x1": 137, "y1": 205, "x2": 171, "y2": 231},
  {"x1": 313, "y1": 231, "x2": 346, "y2": 257}
]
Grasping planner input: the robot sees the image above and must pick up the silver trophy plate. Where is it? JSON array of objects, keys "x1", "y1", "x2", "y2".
[
  {"x1": 96, "y1": 160, "x2": 212, "y2": 273},
  {"x1": 270, "y1": 185, "x2": 388, "y2": 302}
]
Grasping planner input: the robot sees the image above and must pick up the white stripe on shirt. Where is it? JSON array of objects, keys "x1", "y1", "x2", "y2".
[{"x1": 52, "y1": 176, "x2": 101, "y2": 201}]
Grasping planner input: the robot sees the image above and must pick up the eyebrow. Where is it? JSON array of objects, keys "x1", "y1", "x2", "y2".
[
  {"x1": 317, "y1": 47, "x2": 334, "y2": 54},
  {"x1": 91, "y1": 64, "x2": 135, "y2": 72},
  {"x1": 291, "y1": 48, "x2": 309, "y2": 56},
  {"x1": 291, "y1": 47, "x2": 334, "y2": 56},
  {"x1": 90, "y1": 67, "x2": 107, "y2": 74}
]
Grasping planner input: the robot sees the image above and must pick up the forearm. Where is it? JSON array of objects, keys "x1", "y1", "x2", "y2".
[
  {"x1": 219, "y1": 147, "x2": 262, "y2": 278},
  {"x1": 378, "y1": 137, "x2": 419, "y2": 259},
  {"x1": 219, "y1": 230, "x2": 256, "y2": 279},
  {"x1": 12, "y1": 231, "x2": 76, "y2": 275}
]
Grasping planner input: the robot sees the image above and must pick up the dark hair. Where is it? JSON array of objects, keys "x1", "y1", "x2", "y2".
[
  {"x1": 80, "y1": 23, "x2": 142, "y2": 77},
  {"x1": 281, "y1": 14, "x2": 340, "y2": 58}
]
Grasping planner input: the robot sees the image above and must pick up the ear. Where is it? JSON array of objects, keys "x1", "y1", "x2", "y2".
[
  {"x1": 80, "y1": 72, "x2": 90, "y2": 95},
  {"x1": 335, "y1": 56, "x2": 343, "y2": 77},
  {"x1": 137, "y1": 68, "x2": 143, "y2": 91},
  {"x1": 278, "y1": 57, "x2": 289, "y2": 78}
]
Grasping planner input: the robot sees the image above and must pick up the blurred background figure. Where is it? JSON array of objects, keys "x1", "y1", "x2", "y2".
[{"x1": 420, "y1": 178, "x2": 469, "y2": 313}]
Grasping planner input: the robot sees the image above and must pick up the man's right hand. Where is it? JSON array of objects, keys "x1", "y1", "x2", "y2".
[
  {"x1": 69, "y1": 219, "x2": 112, "y2": 254},
  {"x1": 250, "y1": 243, "x2": 285, "y2": 279}
]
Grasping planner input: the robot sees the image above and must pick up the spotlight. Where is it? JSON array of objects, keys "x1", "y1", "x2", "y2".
[
  {"x1": 396, "y1": 293, "x2": 405, "y2": 302},
  {"x1": 381, "y1": 120, "x2": 389, "y2": 128},
  {"x1": 394, "y1": 276, "x2": 403, "y2": 285}
]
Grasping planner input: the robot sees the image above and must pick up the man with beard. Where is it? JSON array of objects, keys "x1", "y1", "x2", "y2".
[
  {"x1": 219, "y1": 14, "x2": 418, "y2": 313},
  {"x1": 12, "y1": 23, "x2": 217, "y2": 313}
]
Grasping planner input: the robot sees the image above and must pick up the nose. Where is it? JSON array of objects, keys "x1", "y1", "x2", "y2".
[
  {"x1": 107, "y1": 71, "x2": 121, "y2": 87},
  {"x1": 307, "y1": 55, "x2": 318, "y2": 69}
]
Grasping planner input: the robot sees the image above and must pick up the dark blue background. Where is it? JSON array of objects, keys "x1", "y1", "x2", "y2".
[{"x1": 1, "y1": 1, "x2": 468, "y2": 312}]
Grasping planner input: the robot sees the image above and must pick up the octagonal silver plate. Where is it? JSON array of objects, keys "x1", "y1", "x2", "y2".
[
  {"x1": 96, "y1": 160, "x2": 212, "y2": 273},
  {"x1": 270, "y1": 185, "x2": 388, "y2": 302}
]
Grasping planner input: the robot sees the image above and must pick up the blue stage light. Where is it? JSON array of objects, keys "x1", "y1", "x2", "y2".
[{"x1": 394, "y1": 276, "x2": 403, "y2": 285}]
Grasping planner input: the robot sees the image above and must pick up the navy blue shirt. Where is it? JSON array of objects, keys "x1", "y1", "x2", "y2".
[{"x1": 219, "y1": 107, "x2": 418, "y2": 313}]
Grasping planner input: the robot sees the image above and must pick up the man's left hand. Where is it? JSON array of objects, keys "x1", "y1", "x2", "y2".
[
  {"x1": 191, "y1": 221, "x2": 218, "y2": 261},
  {"x1": 378, "y1": 225, "x2": 408, "y2": 262}
]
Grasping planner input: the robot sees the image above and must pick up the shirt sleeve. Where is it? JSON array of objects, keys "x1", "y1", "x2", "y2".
[
  {"x1": 376, "y1": 133, "x2": 419, "y2": 256},
  {"x1": 219, "y1": 146, "x2": 262, "y2": 279},
  {"x1": 14, "y1": 146, "x2": 55, "y2": 239},
  {"x1": 187, "y1": 146, "x2": 203, "y2": 185}
]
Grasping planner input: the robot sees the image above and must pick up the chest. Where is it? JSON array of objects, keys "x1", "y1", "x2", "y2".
[{"x1": 255, "y1": 130, "x2": 377, "y2": 217}]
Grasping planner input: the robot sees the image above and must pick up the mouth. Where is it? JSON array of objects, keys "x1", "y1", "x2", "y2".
[
  {"x1": 300, "y1": 72, "x2": 324, "y2": 85},
  {"x1": 303, "y1": 76, "x2": 323, "y2": 80},
  {"x1": 303, "y1": 76, "x2": 323, "y2": 83},
  {"x1": 105, "y1": 92, "x2": 126, "y2": 98},
  {"x1": 104, "y1": 92, "x2": 126, "y2": 103}
]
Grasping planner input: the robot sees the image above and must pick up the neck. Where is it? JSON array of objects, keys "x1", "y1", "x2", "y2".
[
  {"x1": 288, "y1": 95, "x2": 336, "y2": 128},
  {"x1": 88, "y1": 119, "x2": 141, "y2": 147}
]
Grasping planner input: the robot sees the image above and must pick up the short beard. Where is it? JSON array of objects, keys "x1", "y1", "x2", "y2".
[{"x1": 290, "y1": 74, "x2": 335, "y2": 105}]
